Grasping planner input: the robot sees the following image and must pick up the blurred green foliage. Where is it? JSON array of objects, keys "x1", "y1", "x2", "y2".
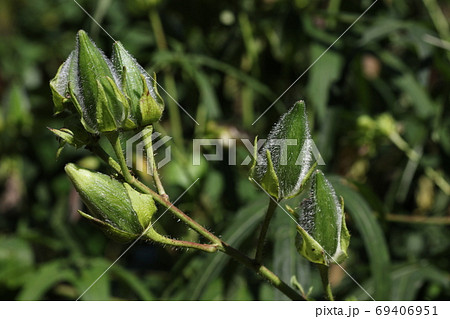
[{"x1": 1, "y1": 0, "x2": 449, "y2": 300}]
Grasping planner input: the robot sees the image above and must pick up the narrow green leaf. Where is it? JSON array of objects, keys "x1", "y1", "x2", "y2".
[
  {"x1": 337, "y1": 198, "x2": 350, "y2": 264},
  {"x1": 48, "y1": 127, "x2": 88, "y2": 149},
  {"x1": 390, "y1": 262, "x2": 450, "y2": 301}
]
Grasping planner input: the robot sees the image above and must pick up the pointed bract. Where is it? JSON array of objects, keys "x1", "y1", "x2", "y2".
[
  {"x1": 50, "y1": 51, "x2": 76, "y2": 114},
  {"x1": 259, "y1": 150, "x2": 280, "y2": 198},
  {"x1": 78, "y1": 210, "x2": 139, "y2": 242}
]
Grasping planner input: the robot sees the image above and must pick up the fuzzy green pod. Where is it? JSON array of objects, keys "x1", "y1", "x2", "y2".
[
  {"x1": 295, "y1": 170, "x2": 350, "y2": 265},
  {"x1": 50, "y1": 30, "x2": 163, "y2": 134},
  {"x1": 249, "y1": 101, "x2": 314, "y2": 200},
  {"x1": 112, "y1": 41, "x2": 164, "y2": 126},
  {"x1": 65, "y1": 163, "x2": 157, "y2": 241}
]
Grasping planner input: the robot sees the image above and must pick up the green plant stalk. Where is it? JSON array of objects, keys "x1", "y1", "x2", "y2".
[
  {"x1": 96, "y1": 136, "x2": 303, "y2": 300},
  {"x1": 255, "y1": 198, "x2": 277, "y2": 263},
  {"x1": 142, "y1": 229, "x2": 218, "y2": 253},
  {"x1": 107, "y1": 132, "x2": 136, "y2": 184},
  {"x1": 141, "y1": 126, "x2": 168, "y2": 199},
  {"x1": 149, "y1": 8, "x2": 184, "y2": 151},
  {"x1": 318, "y1": 264, "x2": 334, "y2": 301}
]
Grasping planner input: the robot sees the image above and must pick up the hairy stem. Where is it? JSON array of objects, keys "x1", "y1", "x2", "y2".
[
  {"x1": 143, "y1": 229, "x2": 218, "y2": 253},
  {"x1": 107, "y1": 132, "x2": 135, "y2": 184},
  {"x1": 255, "y1": 198, "x2": 277, "y2": 263},
  {"x1": 142, "y1": 126, "x2": 168, "y2": 199}
]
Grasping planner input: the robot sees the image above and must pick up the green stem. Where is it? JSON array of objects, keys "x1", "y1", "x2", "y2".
[
  {"x1": 318, "y1": 264, "x2": 334, "y2": 301},
  {"x1": 255, "y1": 198, "x2": 277, "y2": 263},
  {"x1": 142, "y1": 126, "x2": 168, "y2": 199},
  {"x1": 107, "y1": 132, "x2": 135, "y2": 184},
  {"x1": 143, "y1": 228, "x2": 218, "y2": 253}
]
